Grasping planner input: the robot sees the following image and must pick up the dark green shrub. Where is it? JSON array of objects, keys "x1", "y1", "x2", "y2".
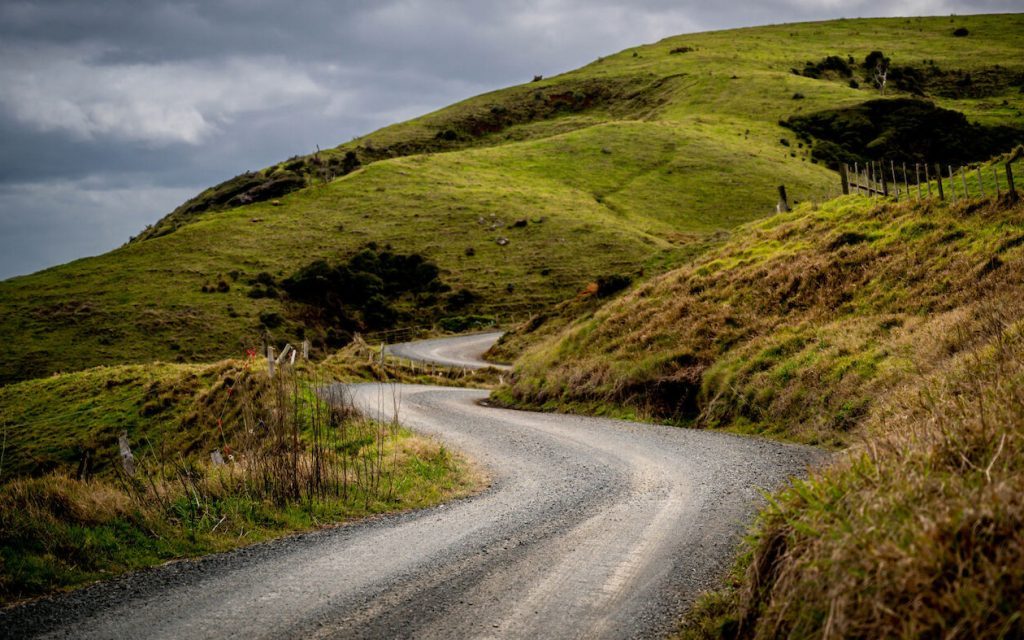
[
  {"x1": 784, "y1": 98, "x2": 1024, "y2": 169},
  {"x1": 259, "y1": 312, "x2": 284, "y2": 329},
  {"x1": 446, "y1": 288, "x2": 478, "y2": 311},
  {"x1": 439, "y1": 315, "x2": 495, "y2": 333},
  {"x1": 596, "y1": 274, "x2": 632, "y2": 298},
  {"x1": 280, "y1": 247, "x2": 448, "y2": 331},
  {"x1": 341, "y1": 151, "x2": 361, "y2": 175}
]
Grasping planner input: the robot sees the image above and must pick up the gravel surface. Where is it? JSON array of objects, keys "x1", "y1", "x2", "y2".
[
  {"x1": 384, "y1": 331, "x2": 511, "y2": 371},
  {"x1": 1, "y1": 334, "x2": 824, "y2": 639}
]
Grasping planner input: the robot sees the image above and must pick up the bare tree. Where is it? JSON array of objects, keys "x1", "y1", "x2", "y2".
[{"x1": 864, "y1": 51, "x2": 891, "y2": 95}]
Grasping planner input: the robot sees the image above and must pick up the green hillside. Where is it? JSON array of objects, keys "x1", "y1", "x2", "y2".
[
  {"x1": 3, "y1": 14, "x2": 1024, "y2": 383},
  {"x1": 498, "y1": 179, "x2": 1023, "y2": 437},
  {"x1": 494, "y1": 190, "x2": 1024, "y2": 637}
]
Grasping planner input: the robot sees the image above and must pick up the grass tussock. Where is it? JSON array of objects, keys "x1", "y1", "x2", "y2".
[
  {"x1": 0, "y1": 366, "x2": 480, "y2": 605},
  {"x1": 502, "y1": 194, "x2": 1024, "y2": 447},
  {"x1": 680, "y1": 301, "x2": 1024, "y2": 639}
]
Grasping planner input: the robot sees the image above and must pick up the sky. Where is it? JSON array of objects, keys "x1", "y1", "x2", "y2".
[{"x1": 0, "y1": 0, "x2": 1020, "y2": 279}]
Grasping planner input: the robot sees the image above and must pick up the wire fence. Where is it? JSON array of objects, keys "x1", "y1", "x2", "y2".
[{"x1": 840, "y1": 158, "x2": 1019, "y2": 202}]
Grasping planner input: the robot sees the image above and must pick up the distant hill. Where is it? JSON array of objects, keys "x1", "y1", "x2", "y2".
[{"x1": 2, "y1": 13, "x2": 1023, "y2": 383}]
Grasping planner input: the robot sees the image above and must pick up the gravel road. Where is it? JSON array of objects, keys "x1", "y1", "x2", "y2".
[
  {"x1": 384, "y1": 331, "x2": 512, "y2": 370},
  {"x1": 1, "y1": 336, "x2": 823, "y2": 639}
]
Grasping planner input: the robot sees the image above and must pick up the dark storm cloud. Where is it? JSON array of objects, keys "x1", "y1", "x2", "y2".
[{"x1": 0, "y1": 0, "x2": 1021, "y2": 278}]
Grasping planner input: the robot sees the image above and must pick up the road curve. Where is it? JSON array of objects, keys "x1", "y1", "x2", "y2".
[
  {"x1": 384, "y1": 331, "x2": 512, "y2": 371},
  {"x1": 2, "y1": 385, "x2": 821, "y2": 640}
]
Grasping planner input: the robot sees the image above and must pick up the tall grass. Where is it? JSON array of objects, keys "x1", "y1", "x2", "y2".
[
  {"x1": 110, "y1": 369, "x2": 406, "y2": 534},
  {"x1": 0, "y1": 369, "x2": 474, "y2": 604},
  {"x1": 680, "y1": 300, "x2": 1024, "y2": 639}
]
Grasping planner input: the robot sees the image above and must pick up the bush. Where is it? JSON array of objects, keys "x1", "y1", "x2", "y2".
[
  {"x1": 784, "y1": 98, "x2": 1024, "y2": 169},
  {"x1": 446, "y1": 288, "x2": 478, "y2": 311},
  {"x1": 953, "y1": 27, "x2": 969, "y2": 37},
  {"x1": 439, "y1": 315, "x2": 495, "y2": 333},
  {"x1": 800, "y1": 55, "x2": 852, "y2": 79},
  {"x1": 340, "y1": 151, "x2": 361, "y2": 175},
  {"x1": 259, "y1": 312, "x2": 284, "y2": 329},
  {"x1": 280, "y1": 248, "x2": 448, "y2": 331},
  {"x1": 596, "y1": 274, "x2": 632, "y2": 298}
]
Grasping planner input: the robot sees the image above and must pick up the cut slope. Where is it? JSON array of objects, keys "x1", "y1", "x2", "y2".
[
  {"x1": 679, "y1": 258, "x2": 1024, "y2": 639},
  {"x1": 2, "y1": 14, "x2": 1023, "y2": 383},
  {"x1": 500, "y1": 191, "x2": 1024, "y2": 447}
]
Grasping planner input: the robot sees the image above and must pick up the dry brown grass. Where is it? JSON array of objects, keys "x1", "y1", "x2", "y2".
[
  {"x1": 0, "y1": 365, "x2": 479, "y2": 604},
  {"x1": 680, "y1": 298, "x2": 1024, "y2": 639},
  {"x1": 504, "y1": 195, "x2": 1024, "y2": 446}
]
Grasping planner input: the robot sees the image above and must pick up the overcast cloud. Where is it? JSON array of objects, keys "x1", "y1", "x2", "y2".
[{"x1": 0, "y1": 0, "x2": 1020, "y2": 279}]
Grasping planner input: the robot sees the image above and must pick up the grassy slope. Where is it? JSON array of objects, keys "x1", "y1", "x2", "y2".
[
  {"x1": 4, "y1": 15, "x2": 1024, "y2": 382},
  {"x1": 678, "y1": 265, "x2": 1024, "y2": 639},
  {"x1": 0, "y1": 355, "x2": 484, "y2": 603},
  {"x1": 496, "y1": 187, "x2": 1024, "y2": 635},
  {"x1": 500, "y1": 189, "x2": 1024, "y2": 446}
]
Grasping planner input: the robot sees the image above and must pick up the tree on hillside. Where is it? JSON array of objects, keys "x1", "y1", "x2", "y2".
[{"x1": 864, "y1": 50, "x2": 891, "y2": 95}]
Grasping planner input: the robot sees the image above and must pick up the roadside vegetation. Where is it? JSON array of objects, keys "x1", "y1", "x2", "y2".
[
  {"x1": 499, "y1": 181, "x2": 1024, "y2": 444},
  {"x1": 678, "y1": 293, "x2": 1024, "y2": 638},
  {"x1": 497, "y1": 186, "x2": 1024, "y2": 635},
  {"x1": 4, "y1": 14, "x2": 1024, "y2": 383},
  {"x1": 0, "y1": 356, "x2": 482, "y2": 605}
]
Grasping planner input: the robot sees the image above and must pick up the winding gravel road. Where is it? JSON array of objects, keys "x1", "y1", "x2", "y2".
[
  {"x1": 384, "y1": 330, "x2": 512, "y2": 371},
  {"x1": 2, "y1": 336, "x2": 822, "y2": 640}
]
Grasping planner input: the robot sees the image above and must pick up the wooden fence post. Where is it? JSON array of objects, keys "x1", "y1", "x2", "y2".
[
  {"x1": 890, "y1": 160, "x2": 898, "y2": 199},
  {"x1": 977, "y1": 167, "x2": 984, "y2": 197},
  {"x1": 777, "y1": 185, "x2": 790, "y2": 212},
  {"x1": 902, "y1": 161, "x2": 909, "y2": 200},
  {"x1": 840, "y1": 163, "x2": 850, "y2": 195},
  {"x1": 915, "y1": 163, "x2": 922, "y2": 200},
  {"x1": 267, "y1": 345, "x2": 275, "y2": 378},
  {"x1": 935, "y1": 164, "x2": 944, "y2": 200},
  {"x1": 302, "y1": 339, "x2": 310, "y2": 360},
  {"x1": 960, "y1": 167, "x2": 969, "y2": 199},
  {"x1": 853, "y1": 162, "x2": 860, "y2": 195},
  {"x1": 881, "y1": 161, "x2": 889, "y2": 197},
  {"x1": 119, "y1": 432, "x2": 136, "y2": 477},
  {"x1": 947, "y1": 165, "x2": 957, "y2": 201},
  {"x1": 1007, "y1": 162, "x2": 1017, "y2": 195},
  {"x1": 275, "y1": 344, "x2": 294, "y2": 366},
  {"x1": 993, "y1": 165, "x2": 1001, "y2": 196}
]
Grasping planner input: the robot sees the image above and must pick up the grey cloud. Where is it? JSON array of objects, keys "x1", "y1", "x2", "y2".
[
  {"x1": 1, "y1": 0, "x2": 1022, "y2": 279},
  {"x1": 0, "y1": 179, "x2": 195, "y2": 278}
]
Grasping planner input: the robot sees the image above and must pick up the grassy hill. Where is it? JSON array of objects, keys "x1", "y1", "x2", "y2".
[
  {"x1": 495, "y1": 190, "x2": 1024, "y2": 636},
  {"x1": 0, "y1": 352, "x2": 486, "y2": 602},
  {"x1": 3, "y1": 14, "x2": 1024, "y2": 383},
  {"x1": 498, "y1": 180, "x2": 1024, "y2": 443}
]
